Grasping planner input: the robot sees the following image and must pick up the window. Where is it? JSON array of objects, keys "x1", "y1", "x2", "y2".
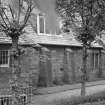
[
  {"x1": 95, "y1": 53, "x2": 99, "y2": 68},
  {"x1": 91, "y1": 52, "x2": 99, "y2": 70},
  {"x1": 0, "y1": 50, "x2": 9, "y2": 67},
  {"x1": 39, "y1": 17, "x2": 45, "y2": 33},
  {"x1": 37, "y1": 14, "x2": 46, "y2": 34}
]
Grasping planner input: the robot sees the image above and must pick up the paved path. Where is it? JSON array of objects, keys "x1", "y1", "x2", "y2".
[
  {"x1": 31, "y1": 83, "x2": 105, "y2": 105},
  {"x1": 35, "y1": 80, "x2": 105, "y2": 95}
]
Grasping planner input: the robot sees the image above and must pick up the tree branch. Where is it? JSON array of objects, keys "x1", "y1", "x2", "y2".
[
  {"x1": 0, "y1": 11, "x2": 9, "y2": 29},
  {"x1": 19, "y1": 2, "x2": 33, "y2": 31},
  {"x1": 1, "y1": 8, "x2": 11, "y2": 26},
  {"x1": 9, "y1": 5, "x2": 15, "y2": 21},
  {"x1": 17, "y1": 0, "x2": 22, "y2": 24}
]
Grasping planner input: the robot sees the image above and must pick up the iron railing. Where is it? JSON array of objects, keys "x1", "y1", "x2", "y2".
[
  {"x1": 0, "y1": 86, "x2": 32, "y2": 105},
  {"x1": 0, "y1": 95, "x2": 12, "y2": 105}
]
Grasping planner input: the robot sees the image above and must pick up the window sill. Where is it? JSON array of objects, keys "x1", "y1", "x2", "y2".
[
  {"x1": 38, "y1": 33, "x2": 60, "y2": 36},
  {"x1": 0, "y1": 64, "x2": 9, "y2": 68},
  {"x1": 38, "y1": 33, "x2": 49, "y2": 35}
]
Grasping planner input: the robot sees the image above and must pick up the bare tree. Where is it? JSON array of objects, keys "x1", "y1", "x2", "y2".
[
  {"x1": 0, "y1": 0, "x2": 37, "y2": 104},
  {"x1": 56, "y1": 0, "x2": 105, "y2": 96}
]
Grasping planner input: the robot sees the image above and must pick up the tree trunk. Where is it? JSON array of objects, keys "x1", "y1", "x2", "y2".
[
  {"x1": 81, "y1": 44, "x2": 87, "y2": 96},
  {"x1": 9, "y1": 35, "x2": 21, "y2": 105},
  {"x1": 9, "y1": 35, "x2": 20, "y2": 91}
]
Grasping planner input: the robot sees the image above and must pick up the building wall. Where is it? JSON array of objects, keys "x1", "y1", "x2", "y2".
[
  {"x1": 50, "y1": 47, "x2": 65, "y2": 85},
  {"x1": 19, "y1": 47, "x2": 40, "y2": 87},
  {"x1": 0, "y1": 45, "x2": 40, "y2": 88},
  {"x1": 38, "y1": 45, "x2": 103, "y2": 87},
  {"x1": 0, "y1": 44, "x2": 104, "y2": 88}
]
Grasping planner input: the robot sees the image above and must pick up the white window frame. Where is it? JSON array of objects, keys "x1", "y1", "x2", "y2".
[
  {"x1": 37, "y1": 14, "x2": 46, "y2": 35},
  {"x1": 0, "y1": 50, "x2": 10, "y2": 67}
]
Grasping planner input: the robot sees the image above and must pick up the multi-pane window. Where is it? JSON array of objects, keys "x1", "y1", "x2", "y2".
[
  {"x1": 39, "y1": 16, "x2": 45, "y2": 33},
  {"x1": 95, "y1": 53, "x2": 99, "y2": 68},
  {"x1": 91, "y1": 52, "x2": 99, "y2": 70},
  {"x1": 0, "y1": 50, "x2": 9, "y2": 67},
  {"x1": 37, "y1": 14, "x2": 46, "y2": 34}
]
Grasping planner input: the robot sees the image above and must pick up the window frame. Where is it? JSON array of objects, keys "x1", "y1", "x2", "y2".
[
  {"x1": 0, "y1": 50, "x2": 10, "y2": 67},
  {"x1": 37, "y1": 14, "x2": 46, "y2": 35},
  {"x1": 92, "y1": 52, "x2": 99, "y2": 69}
]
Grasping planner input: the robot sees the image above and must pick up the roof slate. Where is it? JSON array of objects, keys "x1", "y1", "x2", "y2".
[
  {"x1": 0, "y1": 25, "x2": 102, "y2": 48},
  {"x1": 0, "y1": 26, "x2": 36, "y2": 45}
]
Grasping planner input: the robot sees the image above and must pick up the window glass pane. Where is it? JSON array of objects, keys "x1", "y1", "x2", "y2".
[
  {"x1": 3, "y1": 51, "x2": 5, "y2": 64},
  {"x1": 91, "y1": 53, "x2": 94, "y2": 70},
  {"x1": 95, "y1": 53, "x2": 99, "y2": 68},
  {"x1": 0, "y1": 51, "x2": 2, "y2": 64},
  {"x1": 5, "y1": 51, "x2": 8, "y2": 64},
  {"x1": 39, "y1": 17, "x2": 44, "y2": 33},
  {"x1": 0, "y1": 50, "x2": 8, "y2": 65}
]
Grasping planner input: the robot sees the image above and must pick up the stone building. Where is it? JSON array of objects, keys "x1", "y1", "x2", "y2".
[
  {"x1": 31, "y1": 33, "x2": 105, "y2": 87},
  {"x1": 0, "y1": 32, "x2": 40, "y2": 90},
  {"x1": 0, "y1": 0, "x2": 105, "y2": 90},
  {"x1": 0, "y1": 28, "x2": 105, "y2": 89}
]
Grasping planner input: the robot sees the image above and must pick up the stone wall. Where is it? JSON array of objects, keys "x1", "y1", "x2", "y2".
[
  {"x1": 50, "y1": 47, "x2": 65, "y2": 85},
  {"x1": 20, "y1": 47, "x2": 39, "y2": 87},
  {"x1": 0, "y1": 45, "x2": 39, "y2": 88},
  {"x1": 38, "y1": 46, "x2": 103, "y2": 87},
  {"x1": 0, "y1": 44, "x2": 104, "y2": 88},
  {"x1": 0, "y1": 45, "x2": 40, "y2": 88}
]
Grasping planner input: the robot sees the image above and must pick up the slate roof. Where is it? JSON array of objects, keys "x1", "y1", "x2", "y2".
[
  {"x1": 24, "y1": 26, "x2": 102, "y2": 48},
  {"x1": 30, "y1": 34, "x2": 102, "y2": 48},
  {"x1": 0, "y1": 25, "x2": 37, "y2": 45},
  {"x1": 0, "y1": 2, "x2": 102, "y2": 48},
  {"x1": 0, "y1": 25, "x2": 102, "y2": 48}
]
